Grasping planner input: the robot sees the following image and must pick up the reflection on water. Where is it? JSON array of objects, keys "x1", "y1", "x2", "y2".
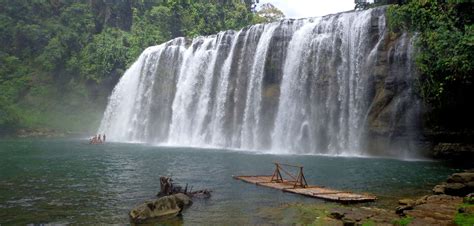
[{"x1": 0, "y1": 138, "x2": 459, "y2": 224}]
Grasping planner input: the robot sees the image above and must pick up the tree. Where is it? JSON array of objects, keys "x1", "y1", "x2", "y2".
[
  {"x1": 0, "y1": 96, "x2": 20, "y2": 134},
  {"x1": 0, "y1": 0, "x2": 259, "y2": 134},
  {"x1": 75, "y1": 28, "x2": 130, "y2": 83},
  {"x1": 387, "y1": 0, "x2": 474, "y2": 129},
  {"x1": 255, "y1": 3, "x2": 285, "y2": 23}
]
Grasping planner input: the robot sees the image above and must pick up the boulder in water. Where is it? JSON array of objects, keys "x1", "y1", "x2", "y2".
[
  {"x1": 173, "y1": 193, "x2": 192, "y2": 206},
  {"x1": 432, "y1": 170, "x2": 474, "y2": 196},
  {"x1": 447, "y1": 172, "x2": 474, "y2": 184},
  {"x1": 129, "y1": 193, "x2": 192, "y2": 223}
]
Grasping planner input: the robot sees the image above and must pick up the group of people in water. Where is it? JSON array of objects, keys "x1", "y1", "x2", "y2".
[{"x1": 89, "y1": 134, "x2": 106, "y2": 144}]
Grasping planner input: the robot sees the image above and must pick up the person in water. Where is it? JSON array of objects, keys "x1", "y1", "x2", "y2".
[
  {"x1": 90, "y1": 135, "x2": 97, "y2": 144},
  {"x1": 89, "y1": 134, "x2": 106, "y2": 144}
]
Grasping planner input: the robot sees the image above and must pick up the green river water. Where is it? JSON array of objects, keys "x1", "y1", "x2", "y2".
[{"x1": 0, "y1": 138, "x2": 459, "y2": 224}]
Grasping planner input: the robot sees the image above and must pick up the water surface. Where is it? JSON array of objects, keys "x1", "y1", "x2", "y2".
[{"x1": 0, "y1": 138, "x2": 457, "y2": 224}]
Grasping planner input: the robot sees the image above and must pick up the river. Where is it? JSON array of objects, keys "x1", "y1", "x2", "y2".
[{"x1": 0, "y1": 138, "x2": 457, "y2": 224}]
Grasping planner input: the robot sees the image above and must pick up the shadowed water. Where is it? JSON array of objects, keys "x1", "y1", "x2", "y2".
[{"x1": 0, "y1": 139, "x2": 457, "y2": 224}]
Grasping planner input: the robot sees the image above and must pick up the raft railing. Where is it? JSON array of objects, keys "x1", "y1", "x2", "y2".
[{"x1": 271, "y1": 162, "x2": 308, "y2": 188}]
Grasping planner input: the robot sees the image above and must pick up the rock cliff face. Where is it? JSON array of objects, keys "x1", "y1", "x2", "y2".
[{"x1": 99, "y1": 7, "x2": 423, "y2": 158}]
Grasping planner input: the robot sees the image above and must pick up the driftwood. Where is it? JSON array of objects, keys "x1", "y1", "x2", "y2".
[
  {"x1": 129, "y1": 176, "x2": 210, "y2": 223},
  {"x1": 157, "y1": 176, "x2": 211, "y2": 199}
]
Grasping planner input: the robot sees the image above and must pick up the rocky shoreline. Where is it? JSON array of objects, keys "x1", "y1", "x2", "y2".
[
  {"x1": 260, "y1": 170, "x2": 474, "y2": 225},
  {"x1": 327, "y1": 170, "x2": 474, "y2": 225}
]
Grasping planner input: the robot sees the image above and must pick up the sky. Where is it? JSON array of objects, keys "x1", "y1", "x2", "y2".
[{"x1": 258, "y1": 0, "x2": 356, "y2": 18}]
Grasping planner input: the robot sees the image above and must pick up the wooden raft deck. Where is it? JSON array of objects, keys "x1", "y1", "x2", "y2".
[{"x1": 233, "y1": 175, "x2": 376, "y2": 203}]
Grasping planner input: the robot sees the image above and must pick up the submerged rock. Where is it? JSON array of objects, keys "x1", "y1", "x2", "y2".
[
  {"x1": 129, "y1": 193, "x2": 192, "y2": 223},
  {"x1": 432, "y1": 170, "x2": 474, "y2": 197}
]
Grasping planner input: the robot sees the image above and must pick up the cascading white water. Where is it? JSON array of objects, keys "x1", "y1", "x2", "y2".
[
  {"x1": 240, "y1": 23, "x2": 279, "y2": 150},
  {"x1": 209, "y1": 30, "x2": 242, "y2": 147},
  {"x1": 98, "y1": 7, "x2": 421, "y2": 157}
]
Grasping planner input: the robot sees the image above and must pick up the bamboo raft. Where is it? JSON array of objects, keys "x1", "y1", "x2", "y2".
[{"x1": 233, "y1": 163, "x2": 376, "y2": 203}]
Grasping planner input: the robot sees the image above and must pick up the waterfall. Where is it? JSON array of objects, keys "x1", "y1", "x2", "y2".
[{"x1": 98, "y1": 7, "x2": 421, "y2": 157}]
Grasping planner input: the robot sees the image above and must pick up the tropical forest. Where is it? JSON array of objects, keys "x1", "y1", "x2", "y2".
[{"x1": 0, "y1": 0, "x2": 473, "y2": 224}]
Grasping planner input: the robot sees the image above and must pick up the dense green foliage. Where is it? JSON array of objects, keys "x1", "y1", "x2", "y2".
[
  {"x1": 387, "y1": 0, "x2": 473, "y2": 129},
  {"x1": 0, "y1": 0, "x2": 261, "y2": 134},
  {"x1": 254, "y1": 3, "x2": 285, "y2": 23}
]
